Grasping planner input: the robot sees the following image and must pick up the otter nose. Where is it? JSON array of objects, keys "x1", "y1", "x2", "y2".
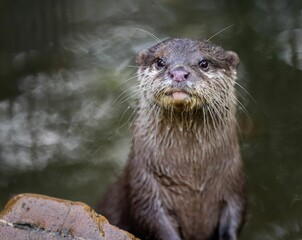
[{"x1": 168, "y1": 67, "x2": 190, "y2": 82}]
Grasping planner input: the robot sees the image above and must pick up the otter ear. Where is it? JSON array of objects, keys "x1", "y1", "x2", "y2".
[
  {"x1": 136, "y1": 49, "x2": 150, "y2": 65},
  {"x1": 225, "y1": 51, "x2": 240, "y2": 70}
]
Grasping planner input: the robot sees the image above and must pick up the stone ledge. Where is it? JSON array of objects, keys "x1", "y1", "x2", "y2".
[{"x1": 0, "y1": 193, "x2": 139, "y2": 240}]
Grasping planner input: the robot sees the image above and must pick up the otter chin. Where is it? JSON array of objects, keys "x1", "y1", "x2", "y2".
[
  {"x1": 156, "y1": 89, "x2": 204, "y2": 111},
  {"x1": 99, "y1": 38, "x2": 246, "y2": 240}
]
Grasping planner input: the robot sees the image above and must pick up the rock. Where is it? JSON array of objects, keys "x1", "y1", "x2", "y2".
[{"x1": 0, "y1": 193, "x2": 139, "y2": 240}]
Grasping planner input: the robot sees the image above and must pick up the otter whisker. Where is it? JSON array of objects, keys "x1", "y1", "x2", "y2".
[
  {"x1": 116, "y1": 74, "x2": 139, "y2": 88},
  {"x1": 207, "y1": 105, "x2": 219, "y2": 132},
  {"x1": 234, "y1": 81, "x2": 256, "y2": 103},
  {"x1": 120, "y1": 91, "x2": 141, "y2": 104},
  {"x1": 118, "y1": 90, "x2": 140, "y2": 104},
  {"x1": 128, "y1": 108, "x2": 140, "y2": 131},
  {"x1": 113, "y1": 89, "x2": 132, "y2": 106},
  {"x1": 117, "y1": 105, "x2": 133, "y2": 129},
  {"x1": 235, "y1": 98, "x2": 253, "y2": 125},
  {"x1": 113, "y1": 83, "x2": 140, "y2": 106},
  {"x1": 135, "y1": 28, "x2": 165, "y2": 46},
  {"x1": 125, "y1": 64, "x2": 139, "y2": 69},
  {"x1": 120, "y1": 72, "x2": 139, "y2": 83}
]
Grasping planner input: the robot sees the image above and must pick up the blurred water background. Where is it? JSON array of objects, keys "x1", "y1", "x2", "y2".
[{"x1": 1, "y1": 0, "x2": 302, "y2": 239}]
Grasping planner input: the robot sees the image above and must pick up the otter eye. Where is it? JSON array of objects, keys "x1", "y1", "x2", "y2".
[
  {"x1": 155, "y1": 58, "x2": 166, "y2": 69},
  {"x1": 198, "y1": 59, "x2": 209, "y2": 70}
]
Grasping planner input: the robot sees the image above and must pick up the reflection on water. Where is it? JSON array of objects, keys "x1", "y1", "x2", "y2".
[
  {"x1": 254, "y1": 219, "x2": 302, "y2": 240},
  {"x1": 278, "y1": 29, "x2": 302, "y2": 71},
  {"x1": 0, "y1": 0, "x2": 302, "y2": 239}
]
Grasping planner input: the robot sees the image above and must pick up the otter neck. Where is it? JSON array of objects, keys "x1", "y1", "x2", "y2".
[{"x1": 133, "y1": 102, "x2": 238, "y2": 163}]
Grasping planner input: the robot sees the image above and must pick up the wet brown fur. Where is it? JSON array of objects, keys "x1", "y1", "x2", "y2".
[{"x1": 98, "y1": 38, "x2": 246, "y2": 240}]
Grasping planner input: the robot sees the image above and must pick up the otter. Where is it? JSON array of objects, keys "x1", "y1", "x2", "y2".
[{"x1": 98, "y1": 38, "x2": 246, "y2": 240}]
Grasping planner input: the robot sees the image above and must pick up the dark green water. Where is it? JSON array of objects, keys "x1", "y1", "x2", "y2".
[{"x1": 1, "y1": 0, "x2": 302, "y2": 239}]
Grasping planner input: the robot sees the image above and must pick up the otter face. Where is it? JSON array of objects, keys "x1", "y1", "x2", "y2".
[{"x1": 137, "y1": 38, "x2": 239, "y2": 112}]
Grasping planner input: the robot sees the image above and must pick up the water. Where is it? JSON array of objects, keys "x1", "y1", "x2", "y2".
[{"x1": 1, "y1": 0, "x2": 302, "y2": 239}]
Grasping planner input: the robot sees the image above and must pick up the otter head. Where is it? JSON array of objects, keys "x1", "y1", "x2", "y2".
[{"x1": 136, "y1": 38, "x2": 239, "y2": 114}]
